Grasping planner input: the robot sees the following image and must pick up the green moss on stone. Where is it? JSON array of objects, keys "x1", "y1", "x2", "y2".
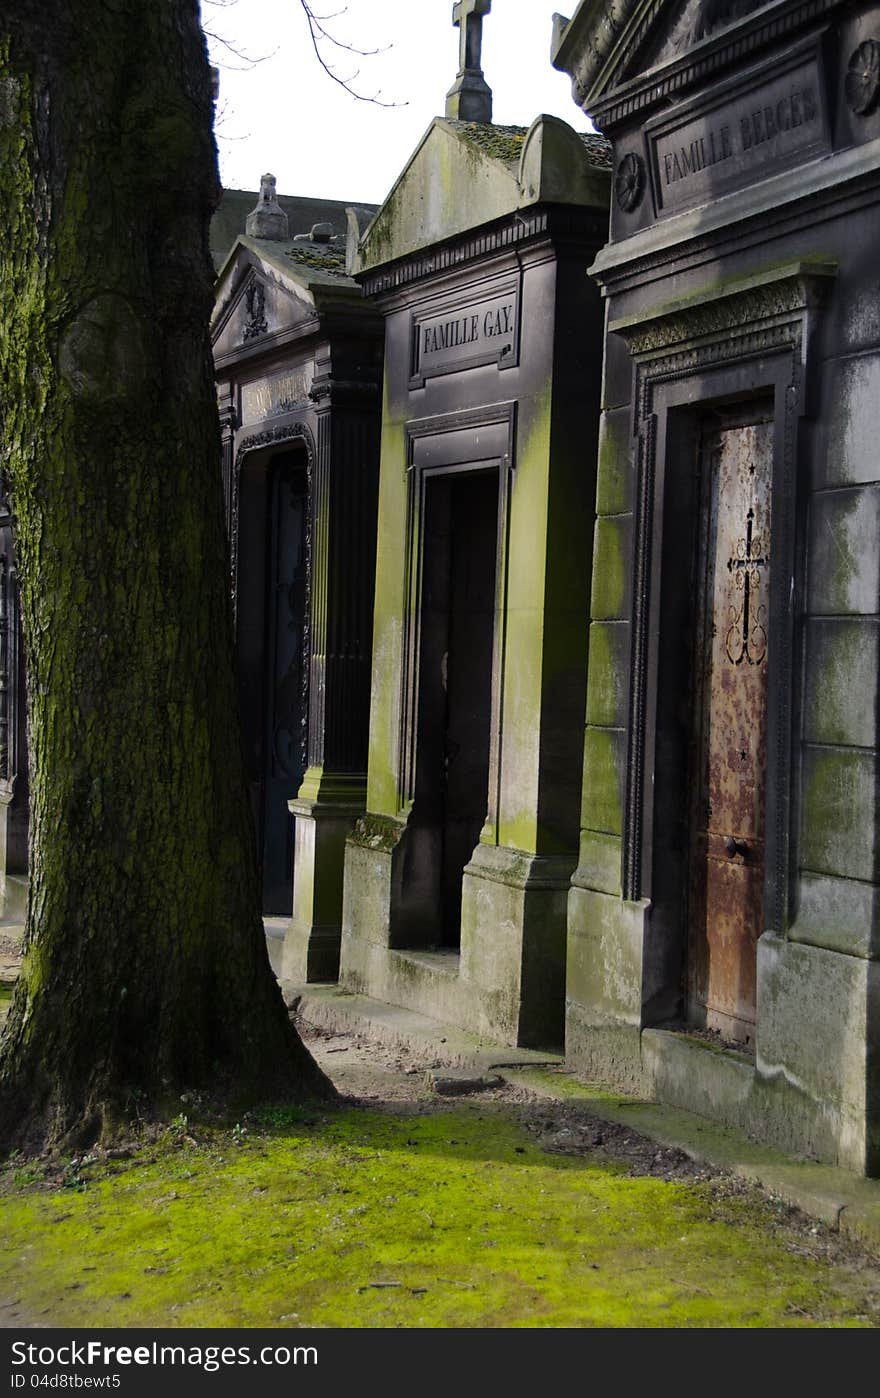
[
  {"x1": 801, "y1": 747, "x2": 878, "y2": 882},
  {"x1": 581, "y1": 727, "x2": 624, "y2": 837},
  {"x1": 585, "y1": 622, "x2": 627, "y2": 730},
  {"x1": 350, "y1": 814, "x2": 404, "y2": 853},
  {"x1": 591, "y1": 516, "x2": 629, "y2": 620},
  {"x1": 286, "y1": 248, "x2": 347, "y2": 276},
  {"x1": 596, "y1": 410, "x2": 632, "y2": 518},
  {"x1": 455, "y1": 122, "x2": 527, "y2": 165},
  {"x1": 804, "y1": 619, "x2": 879, "y2": 748}
]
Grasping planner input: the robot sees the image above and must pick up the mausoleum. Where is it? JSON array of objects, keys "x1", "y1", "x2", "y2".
[
  {"x1": 553, "y1": 0, "x2": 880, "y2": 1172},
  {"x1": 337, "y1": 1, "x2": 612, "y2": 1047},
  {"x1": 212, "y1": 178, "x2": 383, "y2": 981}
]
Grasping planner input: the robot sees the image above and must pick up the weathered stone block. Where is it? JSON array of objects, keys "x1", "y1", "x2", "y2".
[
  {"x1": 838, "y1": 276, "x2": 880, "y2": 354},
  {"x1": 340, "y1": 836, "x2": 395, "y2": 964},
  {"x1": 642, "y1": 1029, "x2": 754, "y2": 1127},
  {"x1": 591, "y1": 515, "x2": 632, "y2": 620},
  {"x1": 801, "y1": 746, "x2": 879, "y2": 882},
  {"x1": 789, "y1": 871, "x2": 879, "y2": 960},
  {"x1": 756, "y1": 933, "x2": 880, "y2": 1174},
  {"x1": 807, "y1": 486, "x2": 880, "y2": 616},
  {"x1": 580, "y1": 726, "x2": 625, "y2": 836},
  {"x1": 585, "y1": 620, "x2": 629, "y2": 728},
  {"x1": 803, "y1": 617, "x2": 879, "y2": 748},
  {"x1": 595, "y1": 406, "x2": 634, "y2": 516},
  {"x1": 283, "y1": 794, "x2": 363, "y2": 983},
  {"x1": 460, "y1": 845, "x2": 571, "y2": 1047},
  {"x1": 819, "y1": 354, "x2": 880, "y2": 487},
  {"x1": 565, "y1": 1002, "x2": 646, "y2": 1094},
  {"x1": 573, "y1": 829, "x2": 622, "y2": 896},
  {"x1": 600, "y1": 331, "x2": 632, "y2": 411},
  {"x1": 566, "y1": 886, "x2": 645, "y2": 1023}
]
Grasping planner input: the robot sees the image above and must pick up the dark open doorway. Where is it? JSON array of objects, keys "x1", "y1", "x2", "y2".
[
  {"x1": 236, "y1": 445, "x2": 309, "y2": 916},
  {"x1": 413, "y1": 466, "x2": 498, "y2": 947}
]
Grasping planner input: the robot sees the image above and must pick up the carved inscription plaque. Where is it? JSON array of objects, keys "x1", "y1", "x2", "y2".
[
  {"x1": 241, "y1": 366, "x2": 314, "y2": 425},
  {"x1": 411, "y1": 284, "x2": 519, "y2": 385},
  {"x1": 647, "y1": 47, "x2": 828, "y2": 216}
]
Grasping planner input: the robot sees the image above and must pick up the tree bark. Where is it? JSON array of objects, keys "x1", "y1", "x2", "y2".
[{"x1": 0, "y1": 0, "x2": 331, "y2": 1151}]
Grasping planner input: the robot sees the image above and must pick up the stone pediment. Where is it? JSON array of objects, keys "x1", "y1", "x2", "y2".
[
  {"x1": 353, "y1": 114, "x2": 610, "y2": 274},
  {"x1": 552, "y1": 0, "x2": 789, "y2": 117},
  {"x1": 211, "y1": 235, "x2": 358, "y2": 362}
]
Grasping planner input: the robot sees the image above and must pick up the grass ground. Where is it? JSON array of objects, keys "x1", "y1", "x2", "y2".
[{"x1": 2, "y1": 1025, "x2": 879, "y2": 1329}]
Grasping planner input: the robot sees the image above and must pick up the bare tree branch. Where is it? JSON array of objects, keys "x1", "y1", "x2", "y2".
[
  {"x1": 201, "y1": 0, "x2": 277, "y2": 71},
  {"x1": 300, "y1": 2, "x2": 405, "y2": 106},
  {"x1": 203, "y1": 0, "x2": 405, "y2": 106}
]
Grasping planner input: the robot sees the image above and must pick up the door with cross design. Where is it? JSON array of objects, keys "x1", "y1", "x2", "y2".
[{"x1": 687, "y1": 407, "x2": 773, "y2": 1044}]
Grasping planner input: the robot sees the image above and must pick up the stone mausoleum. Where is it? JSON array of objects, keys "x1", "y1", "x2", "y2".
[
  {"x1": 337, "y1": 3, "x2": 612, "y2": 1048},
  {"x1": 212, "y1": 178, "x2": 383, "y2": 982},
  {"x1": 553, "y1": 0, "x2": 880, "y2": 1173}
]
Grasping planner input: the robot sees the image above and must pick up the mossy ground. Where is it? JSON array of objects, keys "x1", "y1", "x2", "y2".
[{"x1": 2, "y1": 1093, "x2": 878, "y2": 1328}]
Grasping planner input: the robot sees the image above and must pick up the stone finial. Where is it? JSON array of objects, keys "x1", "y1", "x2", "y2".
[
  {"x1": 245, "y1": 173, "x2": 289, "y2": 241},
  {"x1": 446, "y1": 0, "x2": 493, "y2": 124}
]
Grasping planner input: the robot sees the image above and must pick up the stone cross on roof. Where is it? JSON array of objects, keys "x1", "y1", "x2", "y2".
[
  {"x1": 446, "y1": 0, "x2": 493, "y2": 124},
  {"x1": 454, "y1": 0, "x2": 491, "y2": 73}
]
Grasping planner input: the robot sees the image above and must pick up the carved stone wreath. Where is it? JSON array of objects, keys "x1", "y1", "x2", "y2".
[
  {"x1": 845, "y1": 39, "x2": 880, "y2": 116},
  {"x1": 615, "y1": 151, "x2": 646, "y2": 212}
]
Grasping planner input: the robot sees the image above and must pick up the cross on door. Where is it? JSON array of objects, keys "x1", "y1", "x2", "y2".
[
  {"x1": 453, "y1": 0, "x2": 491, "y2": 73},
  {"x1": 725, "y1": 507, "x2": 769, "y2": 666}
]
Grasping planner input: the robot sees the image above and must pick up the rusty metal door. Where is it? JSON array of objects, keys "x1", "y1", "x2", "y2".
[{"x1": 687, "y1": 409, "x2": 773, "y2": 1044}]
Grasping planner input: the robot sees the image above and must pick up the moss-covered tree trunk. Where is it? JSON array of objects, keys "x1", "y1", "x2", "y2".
[{"x1": 0, "y1": 0, "x2": 331, "y2": 1151}]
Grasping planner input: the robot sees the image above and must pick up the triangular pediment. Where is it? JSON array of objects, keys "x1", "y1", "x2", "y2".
[
  {"x1": 552, "y1": 0, "x2": 774, "y2": 112},
  {"x1": 211, "y1": 235, "x2": 359, "y2": 360}
]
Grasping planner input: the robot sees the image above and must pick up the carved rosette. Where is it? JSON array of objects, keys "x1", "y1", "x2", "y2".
[
  {"x1": 845, "y1": 39, "x2": 880, "y2": 116},
  {"x1": 615, "y1": 152, "x2": 646, "y2": 212}
]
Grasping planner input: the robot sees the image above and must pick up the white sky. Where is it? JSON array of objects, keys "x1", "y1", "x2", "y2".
[{"x1": 203, "y1": 0, "x2": 590, "y2": 205}]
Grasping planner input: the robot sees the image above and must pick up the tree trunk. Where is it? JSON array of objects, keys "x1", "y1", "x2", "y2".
[{"x1": 0, "y1": 0, "x2": 331, "y2": 1152}]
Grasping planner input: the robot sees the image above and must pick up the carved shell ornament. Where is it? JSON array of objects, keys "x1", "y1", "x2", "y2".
[
  {"x1": 845, "y1": 39, "x2": 880, "y2": 115},
  {"x1": 615, "y1": 151, "x2": 646, "y2": 212}
]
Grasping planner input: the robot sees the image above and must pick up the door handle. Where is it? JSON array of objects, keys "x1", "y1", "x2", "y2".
[{"x1": 725, "y1": 836, "x2": 749, "y2": 859}]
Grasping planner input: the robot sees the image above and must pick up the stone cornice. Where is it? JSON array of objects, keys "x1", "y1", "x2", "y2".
[
  {"x1": 554, "y1": 0, "x2": 840, "y2": 129},
  {"x1": 608, "y1": 257, "x2": 837, "y2": 354},
  {"x1": 356, "y1": 205, "x2": 608, "y2": 300},
  {"x1": 590, "y1": 135, "x2": 880, "y2": 287}
]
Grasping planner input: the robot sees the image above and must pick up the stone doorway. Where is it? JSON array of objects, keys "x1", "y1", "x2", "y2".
[
  {"x1": 687, "y1": 406, "x2": 773, "y2": 1045},
  {"x1": 236, "y1": 446, "x2": 309, "y2": 916},
  {"x1": 414, "y1": 466, "x2": 499, "y2": 947}
]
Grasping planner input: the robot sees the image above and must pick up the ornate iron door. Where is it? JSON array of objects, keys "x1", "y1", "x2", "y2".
[
  {"x1": 688, "y1": 412, "x2": 773, "y2": 1044},
  {"x1": 262, "y1": 460, "x2": 307, "y2": 915}
]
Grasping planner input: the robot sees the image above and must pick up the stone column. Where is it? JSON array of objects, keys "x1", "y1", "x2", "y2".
[
  {"x1": 216, "y1": 382, "x2": 237, "y2": 535},
  {"x1": 282, "y1": 341, "x2": 380, "y2": 982}
]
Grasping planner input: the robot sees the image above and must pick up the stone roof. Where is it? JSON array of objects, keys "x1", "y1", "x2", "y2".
[
  {"x1": 448, "y1": 120, "x2": 612, "y2": 171},
  {"x1": 353, "y1": 113, "x2": 612, "y2": 277},
  {"x1": 210, "y1": 189, "x2": 379, "y2": 271}
]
